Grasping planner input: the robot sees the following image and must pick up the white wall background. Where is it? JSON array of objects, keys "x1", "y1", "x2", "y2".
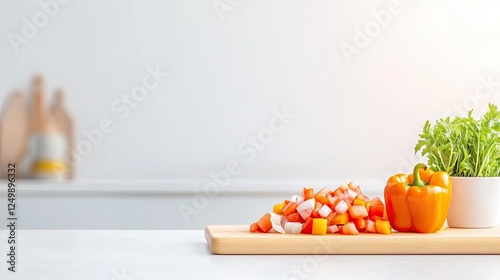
[{"x1": 3, "y1": 0, "x2": 500, "y2": 181}]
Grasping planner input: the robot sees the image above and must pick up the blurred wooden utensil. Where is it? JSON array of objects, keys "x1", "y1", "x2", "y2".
[{"x1": 0, "y1": 91, "x2": 28, "y2": 178}]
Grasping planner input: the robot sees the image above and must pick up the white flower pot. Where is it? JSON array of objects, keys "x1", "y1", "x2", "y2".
[{"x1": 447, "y1": 177, "x2": 500, "y2": 228}]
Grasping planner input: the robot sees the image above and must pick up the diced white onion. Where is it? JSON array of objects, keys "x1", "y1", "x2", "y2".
[
  {"x1": 284, "y1": 222, "x2": 302, "y2": 234},
  {"x1": 335, "y1": 200, "x2": 349, "y2": 214},
  {"x1": 272, "y1": 223, "x2": 285, "y2": 234},
  {"x1": 318, "y1": 204, "x2": 332, "y2": 218},
  {"x1": 299, "y1": 209, "x2": 312, "y2": 220},
  {"x1": 328, "y1": 225, "x2": 339, "y2": 233},
  {"x1": 347, "y1": 189, "x2": 358, "y2": 200},
  {"x1": 297, "y1": 198, "x2": 315, "y2": 213}
]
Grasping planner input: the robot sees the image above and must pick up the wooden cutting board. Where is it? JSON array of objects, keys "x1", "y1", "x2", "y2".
[{"x1": 205, "y1": 225, "x2": 500, "y2": 255}]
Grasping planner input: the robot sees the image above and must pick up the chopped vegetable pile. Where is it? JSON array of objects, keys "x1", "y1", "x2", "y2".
[{"x1": 250, "y1": 182, "x2": 392, "y2": 235}]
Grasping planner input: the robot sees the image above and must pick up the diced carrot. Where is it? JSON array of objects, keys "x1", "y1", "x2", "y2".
[
  {"x1": 342, "y1": 222, "x2": 359, "y2": 235},
  {"x1": 325, "y1": 193, "x2": 336, "y2": 207},
  {"x1": 284, "y1": 199, "x2": 290, "y2": 205},
  {"x1": 355, "y1": 186, "x2": 361, "y2": 194},
  {"x1": 257, "y1": 213, "x2": 272, "y2": 233},
  {"x1": 338, "y1": 183, "x2": 349, "y2": 191},
  {"x1": 301, "y1": 218, "x2": 314, "y2": 234},
  {"x1": 333, "y1": 188, "x2": 343, "y2": 197},
  {"x1": 286, "y1": 212, "x2": 305, "y2": 223},
  {"x1": 349, "y1": 205, "x2": 368, "y2": 219},
  {"x1": 331, "y1": 213, "x2": 349, "y2": 225},
  {"x1": 355, "y1": 193, "x2": 366, "y2": 201},
  {"x1": 303, "y1": 188, "x2": 314, "y2": 200},
  {"x1": 312, "y1": 218, "x2": 328, "y2": 235},
  {"x1": 314, "y1": 188, "x2": 331, "y2": 204},
  {"x1": 282, "y1": 201, "x2": 298, "y2": 216},
  {"x1": 348, "y1": 181, "x2": 358, "y2": 190},
  {"x1": 326, "y1": 212, "x2": 337, "y2": 226},
  {"x1": 375, "y1": 220, "x2": 392, "y2": 234},
  {"x1": 250, "y1": 223, "x2": 259, "y2": 233}
]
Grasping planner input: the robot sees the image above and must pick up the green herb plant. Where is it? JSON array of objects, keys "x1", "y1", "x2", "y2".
[{"x1": 415, "y1": 103, "x2": 500, "y2": 177}]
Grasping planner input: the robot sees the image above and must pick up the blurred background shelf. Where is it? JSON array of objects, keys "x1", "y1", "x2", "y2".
[{"x1": 0, "y1": 178, "x2": 384, "y2": 230}]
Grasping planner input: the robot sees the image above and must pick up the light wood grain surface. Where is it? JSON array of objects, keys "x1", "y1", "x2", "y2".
[{"x1": 206, "y1": 225, "x2": 500, "y2": 255}]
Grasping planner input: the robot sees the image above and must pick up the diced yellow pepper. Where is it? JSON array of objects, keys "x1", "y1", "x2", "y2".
[
  {"x1": 273, "y1": 202, "x2": 285, "y2": 215},
  {"x1": 365, "y1": 201, "x2": 371, "y2": 213},
  {"x1": 375, "y1": 220, "x2": 392, "y2": 234},
  {"x1": 312, "y1": 218, "x2": 327, "y2": 235},
  {"x1": 353, "y1": 198, "x2": 365, "y2": 206}
]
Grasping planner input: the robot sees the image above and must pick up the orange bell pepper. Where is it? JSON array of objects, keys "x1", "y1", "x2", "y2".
[{"x1": 384, "y1": 163, "x2": 452, "y2": 233}]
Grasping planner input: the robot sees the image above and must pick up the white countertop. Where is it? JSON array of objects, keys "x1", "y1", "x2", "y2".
[{"x1": 1, "y1": 230, "x2": 499, "y2": 280}]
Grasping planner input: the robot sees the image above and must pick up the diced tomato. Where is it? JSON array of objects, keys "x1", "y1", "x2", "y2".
[
  {"x1": 303, "y1": 188, "x2": 314, "y2": 200},
  {"x1": 342, "y1": 222, "x2": 359, "y2": 235},
  {"x1": 368, "y1": 205, "x2": 384, "y2": 218},
  {"x1": 301, "y1": 218, "x2": 314, "y2": 234},
  {"x1": 250, "y1": 223, "x2": 259, "y2": 233},
  {"x1": 353, "y1": 218, "x2": 367, "y2": 232},
  {"x1": 257, "y1": 213, "x2": 273, "y2": 233},
  {"x1": 370, "y1": 197, "x2": 384, "y2": 207},
  {"x1": 349, "y1": 205, "x2": 368, "y2": 219},
  {"x1": 370, "y1": 215, "x2": 383, "y2": 222},
  {"x1": 282, "y1": 201, "x2": 298, "y2": 216},
  {"x1": 286, "y1": 212, "x2": 305, "y2": 223}
]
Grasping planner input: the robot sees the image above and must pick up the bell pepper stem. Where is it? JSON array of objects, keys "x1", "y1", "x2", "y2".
[{"x1": 411, "y1": 163, "x2": 427, "y2": 188}]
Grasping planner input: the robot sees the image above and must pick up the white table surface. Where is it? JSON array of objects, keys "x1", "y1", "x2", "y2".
[{"x1": 1, "y1": 230, "x2": 500, "y2": 280}]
